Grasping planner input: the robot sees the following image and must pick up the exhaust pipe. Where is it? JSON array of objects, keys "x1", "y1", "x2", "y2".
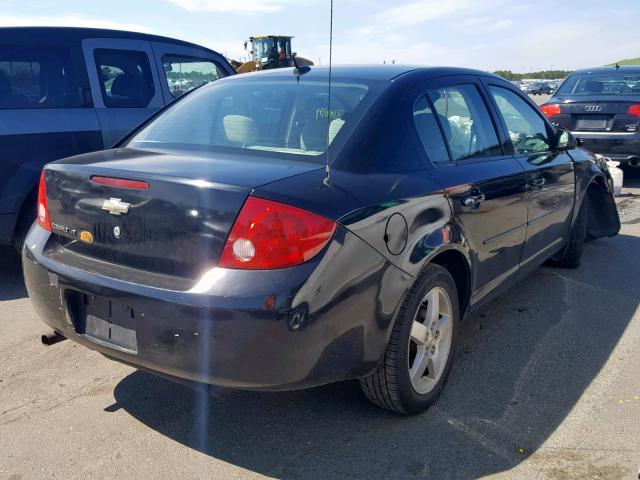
[
  {"x1": 41, "y1": 331, "x2": 67, "y2": 346},
  {"x1": 628, "y1": 157, "x2": 640, "y2": 168}
]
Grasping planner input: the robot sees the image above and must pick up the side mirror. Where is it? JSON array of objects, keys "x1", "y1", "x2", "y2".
[{"x1": 555, "y1": 128, "x2": 577, "y2": 151}]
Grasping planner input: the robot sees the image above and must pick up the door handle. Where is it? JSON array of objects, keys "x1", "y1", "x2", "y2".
[
  {"x1": 462, "y1": 193, "x2": 485, "y2": 206},
  {"x1": 527, "y1": 176, "x2": 546, "y2": 189}
]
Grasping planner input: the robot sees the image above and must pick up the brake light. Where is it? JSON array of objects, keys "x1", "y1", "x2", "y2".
[
  {"x1": 91, "y1": 176, "x2": 149, "y2": 190},
  {"x1": 540, "y1": 104, "x2": 561, "y2": 118},
  {"x1": 628, "y1": 104, "x2": 640, "y2": 118},
  {"x1": 219, "y1": 197, "x2": 337, "y2": 270},
  {"x1": 37, "y1": 170, "x2": 52, "y2": 232}
]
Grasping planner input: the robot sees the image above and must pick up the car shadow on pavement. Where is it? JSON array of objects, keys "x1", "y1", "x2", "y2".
[
  {"x1": 0, "y1": 247, "x2": 27, "y2": 300},
  {"x1": 110, "y1": 232, "x2": 640, "y2": 479}
]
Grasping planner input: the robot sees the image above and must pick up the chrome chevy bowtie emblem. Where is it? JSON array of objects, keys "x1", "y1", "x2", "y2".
[
  {"x1": 584, "y1": 105, "x2": 603, "y2": 112},
  {"x1": 101, "y1": 198, "x2": 130, "y2": 216}
]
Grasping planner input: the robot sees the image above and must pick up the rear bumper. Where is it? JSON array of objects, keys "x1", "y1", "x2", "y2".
[
  {"x1": 23, "y1": 224, "x2": 410, "y2": 391},
  {"x1": 573, "y1": 131, "x2": 640, "y2": 163}
]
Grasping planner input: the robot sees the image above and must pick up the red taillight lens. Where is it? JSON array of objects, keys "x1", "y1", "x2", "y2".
[
  {"x1": 540, "y1": 104, "x2": 561, "y2": 118},
  {"x1": 628, "y1": 104, "x2": 640, "y2": 118},
  {"x1": 219, "y1": 197, "x2": 337, "y2": 270},
  {"x1": 91, "y1": 176, "x2": 149, "y2": 190},
  {"x1": 37, "y1": 170, "x2": 52, "y2": 232}
]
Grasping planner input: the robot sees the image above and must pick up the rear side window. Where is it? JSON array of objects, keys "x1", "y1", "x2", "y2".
[
  {"x1": 162, "y1": 55, "x2": 226, "y2": 98},
  {"x1": 94, "y1": 49, "x2": 155, "y2": 108},
  {"x1": 413, "y1": 95, "x2": 450, "y2": 164},
  {"x1": 489, "y1": 86, "x2": 551, "y2": 155},
  {"x1": 428, "y1": 84, "x2": 501, "y2": 162},
  {"x1": 0, "y1": 45, "x2": 81, "y2": 109}
]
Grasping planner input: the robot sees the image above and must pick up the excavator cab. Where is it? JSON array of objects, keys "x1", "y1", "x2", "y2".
[
  {"x1": 236, "y1": 35, "x2": 312, "y2": 74},
  {"x1": 250, "y1": 36, "x2": 292, "y2": 69}
]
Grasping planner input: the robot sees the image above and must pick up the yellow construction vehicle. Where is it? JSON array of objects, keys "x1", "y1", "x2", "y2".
[{"x1": 235, "y1": 35, "x2": 313, "y2": 73}]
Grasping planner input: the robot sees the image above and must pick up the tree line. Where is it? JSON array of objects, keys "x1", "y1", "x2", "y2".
[{"x1": 493, "y1": 70, "x2": 573, "y2": 81}]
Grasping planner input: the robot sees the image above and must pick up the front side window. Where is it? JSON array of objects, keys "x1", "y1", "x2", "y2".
[
  {"x1": 253, "y1": 38, "x2": 274, "y2": 62},
  {"x1": 94, "y1": 49, "x2": 155, "y2": 108},
  {"x1": 489, "y1": 86, "x2": 551, "y2": 155},
  {"x1": 128, "y1": 78, "x2": 377, "y2": 160},
  {"x1": 428, "y1": 84, "x2": 501, "y2": 162},
  {"x1": 413, "y1": 95, "x2": 450, "y2": 165},
  {"x1": 162, "y1": 55, "x2": 225, "y2": 98},
  {"x1": 0, "y1": 46, "x2": 80, "y2": 109}
]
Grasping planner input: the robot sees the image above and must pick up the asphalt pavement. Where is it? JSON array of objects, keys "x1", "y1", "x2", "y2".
[{"x1": 1, "y1": 171, "x2": 640, "y2": 480}]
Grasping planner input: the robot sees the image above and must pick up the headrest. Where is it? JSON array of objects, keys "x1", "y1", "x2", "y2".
[
  {"x1": 584, "y1": 81, "x2": 603, "y2": 93},
  {"x1": 223, "y1": 115, "x2": 258, "y2": 146},
  {"x1": 111, "y1": 74, "x2": 144, "y2": 98}
]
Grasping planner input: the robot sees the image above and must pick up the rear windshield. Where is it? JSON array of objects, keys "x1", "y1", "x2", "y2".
[
  {"x1": 127, "y1": 77, "x2": 377, "y2": 161},
  {"x1": 557, "y1": 73, "x2": 640, "y2": 96}
]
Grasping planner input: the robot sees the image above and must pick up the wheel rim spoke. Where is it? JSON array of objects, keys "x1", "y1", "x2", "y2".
[
  {"x1": 410, "y1": 320, "x2": 429, "y2": 345},
  {"x1": 426, "y1": 351, "x2": 442, "y2": 380},
  {"x1": 425, "y1": 289, "x2": 440, "y2": 326},
  {"x1": 409, "y1": 346, "x2": 429, "y2": 380},
  {"x1": 435, "y1": 313, "x2": 450, "y2": 341}
]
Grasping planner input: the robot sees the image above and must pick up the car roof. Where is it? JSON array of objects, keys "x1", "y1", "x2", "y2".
[
  {"x1": 0, "y1": 26, "x2": 220, "y2": 54},
  {"x1": 570, "y1": 65, "x2": 640, "y2": 75},
  {"x1": 231, "y1": 65, "x2": 503, "y2": 82}
]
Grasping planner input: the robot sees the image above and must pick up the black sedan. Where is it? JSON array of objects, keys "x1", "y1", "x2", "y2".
[
  {"x1": 23, "y1": 66, "x2": 620, "y2": 415},
  {"x1": 523, "y1": 81, "x2": 553, "y2": 95},
  {"x1": 540, "y1": 65, "x2": 640, "y2": 166}
]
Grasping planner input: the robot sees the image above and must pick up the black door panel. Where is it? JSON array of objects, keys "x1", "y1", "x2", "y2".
[
  {"x1": 432, "y1": 161, "x2": 527, "y2": 305},
  {"x1": 410, "y1": 77, "x2": 528, "y2": 307},
  {"x1": 484, "y1": 82, "x2": 576, "y2": 270}
]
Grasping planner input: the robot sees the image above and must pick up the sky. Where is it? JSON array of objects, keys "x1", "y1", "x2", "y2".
[{"x1": 1, "y1": 0, "x2": 639, "y2": 72}]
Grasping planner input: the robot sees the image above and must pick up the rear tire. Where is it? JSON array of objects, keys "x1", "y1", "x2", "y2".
[
  {"x1": 553, "y1": 197, "x2": 588, "y2": 269},
  {"x1": 360, "y1": 264, "x2": 459, "y2": 415},
  {"x1": 12, "y1": 202, "x2": 36, "y2": 253}
]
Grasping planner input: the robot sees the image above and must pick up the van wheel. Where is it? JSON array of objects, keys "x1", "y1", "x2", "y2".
[
  {"x1": 551, "y1": 197, "x2": 588, "y2": 269},
  {"x1": 360, "y1": 264, "x2": 459, "y2": 415}
]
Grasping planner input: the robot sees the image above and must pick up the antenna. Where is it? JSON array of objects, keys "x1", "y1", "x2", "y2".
[{"x1": 323, "y1": 0, "x2": 334, "y2": 187}]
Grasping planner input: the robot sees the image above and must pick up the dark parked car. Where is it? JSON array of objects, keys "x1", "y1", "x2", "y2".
[
  {"x1": 24, "y1": 66, "x2": 620, "y2": 414},
  {"x1": 0, "y1": 27, "x2": 235, "y2": 249},
  {"x1": 523, "y1": 81, "x2": 553, "y2": 95},
  {"x1": 540, "y1": 65, "x2": 640, "y2": 166}
]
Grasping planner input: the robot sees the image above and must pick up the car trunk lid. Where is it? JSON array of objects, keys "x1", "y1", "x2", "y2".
[
  {"x1": 551, "y1": 96, "x2": 640, "y2": 133},
  {"x1": 44, "y1": 148, "x2": 321, "y2": 278}
]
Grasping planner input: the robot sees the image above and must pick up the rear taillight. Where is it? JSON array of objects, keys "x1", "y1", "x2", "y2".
[
  {"x1": 37, "y1": 170, "x2": 52, "y2": 232},
  {"x1": 540, "y1": 104, "x2": 561, "y2": 118},
  {"x1": 628, "y1": 104, "x2": 640, "y2": 118},
  {"x1": 219, "y1": 197, "x2": 337, "y2": 270}
]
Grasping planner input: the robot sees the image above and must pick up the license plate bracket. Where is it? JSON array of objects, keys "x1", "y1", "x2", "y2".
[
  {"x1": 68, "y1": 293, "x2": 138, "y2": 354},
  {"x1": 576, "y1": 118, "x2": 607, "y2": 130}
]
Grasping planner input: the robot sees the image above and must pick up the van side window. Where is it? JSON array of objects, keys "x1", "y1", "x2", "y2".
[
  {"x1": 0, "y1": 46, "x2": 80, "y2": 109},
  {"x1": 413, "y1": 95, "x2": 450, "y2": 165},
  {"x1": 488, "y1": 86, "x2": 551, "y2": 155},
  {"x1": 161, "y1": 55, "x2": 226, "y2": 98},
  {"x1": 94, "y1": 49, "x2": 155, "y2": 108},
  {"x1": 428, "y1": 84, "x2": 502, "y2": 161}
]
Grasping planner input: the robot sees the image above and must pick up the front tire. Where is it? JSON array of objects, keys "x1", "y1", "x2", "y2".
[
  {"x1": 553, "y1": 197, "x2": 588, "y2": 269},
  {"x1": 360, "y1": 264, "x2": 459, "y2": 415}
]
